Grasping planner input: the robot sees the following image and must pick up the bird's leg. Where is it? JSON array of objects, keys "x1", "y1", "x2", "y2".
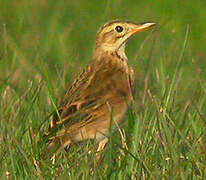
[
  {"x1": 97, "y1": 138, "x2": 108, "y2": 152},
  {"x1": 95, "y1": 138, "x2": 108, "y2": 163}
]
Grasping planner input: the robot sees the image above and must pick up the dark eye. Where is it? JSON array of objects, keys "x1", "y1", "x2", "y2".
[{"x1": 115, "y1": 26, "x2": 123, "y2": 32}]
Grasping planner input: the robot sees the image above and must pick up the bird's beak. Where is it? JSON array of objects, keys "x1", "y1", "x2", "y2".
[{"x1": 132, "y1": 22, "x2": 156, "y2": 34}]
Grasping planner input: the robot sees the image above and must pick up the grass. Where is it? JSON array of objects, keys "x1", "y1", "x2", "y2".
[{"x1": 0, "y1": 0, "x2": 206, "y2": 179}]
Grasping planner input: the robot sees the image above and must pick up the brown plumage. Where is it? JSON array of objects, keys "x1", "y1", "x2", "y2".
[{"x1": 47, "y1": 20, "x2": 155, "y2": 153}]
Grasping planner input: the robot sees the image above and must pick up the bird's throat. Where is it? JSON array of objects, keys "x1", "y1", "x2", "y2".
[
  {"x1": 93, "y1": 42, "x2": 128, "y2": 61},
  {"x1": 116, "y1": 43, "x2": 127, "y2": 61}
]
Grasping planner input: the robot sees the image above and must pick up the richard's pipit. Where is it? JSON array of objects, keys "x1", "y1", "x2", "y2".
[{"x1": 47, "y1": 20, "x2": 155, "y2": 154}]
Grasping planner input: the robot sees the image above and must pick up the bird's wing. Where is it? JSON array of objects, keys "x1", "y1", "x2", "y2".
[
  {"x1": 49, "y1": 57, "x2": 134, "y2": 135},
  {"x1": 51, "y1": 60, "x2": 96, "y2": 128}
]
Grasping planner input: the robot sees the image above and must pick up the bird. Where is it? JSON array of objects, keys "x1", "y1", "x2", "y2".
[{"x1": 47, "y1": 20, "x2": 155, "y2": 154}]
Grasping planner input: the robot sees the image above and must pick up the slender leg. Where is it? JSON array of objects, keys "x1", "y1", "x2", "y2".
[
  {"x1": 97, "y1": 138, "x2": 108, "y2": 152},
  {"x1": 96, "y1": 138, "x2": 108, "y2": 163}
]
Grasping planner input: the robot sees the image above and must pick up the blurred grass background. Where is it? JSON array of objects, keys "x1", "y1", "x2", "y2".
[{"x1": 0, "y1": 0, "x2": 206, "y2": 179}]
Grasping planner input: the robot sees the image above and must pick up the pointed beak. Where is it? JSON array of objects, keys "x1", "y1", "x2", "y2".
[{"x1": 132, "y1": 22, "x2": 156, "y2": 34}]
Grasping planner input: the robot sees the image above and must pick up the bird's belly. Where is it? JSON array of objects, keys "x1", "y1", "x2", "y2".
[{"x1": 70, "y1": 101, "x2": 129, "y2": 142}]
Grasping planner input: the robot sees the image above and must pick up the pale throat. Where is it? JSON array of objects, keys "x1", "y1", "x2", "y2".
[
  {"x1": 93, "y1": 42, "x2": 128, "y2": 61},
  {"x1": 116, "y1": 43, "x2": 127, "y2": 60}
]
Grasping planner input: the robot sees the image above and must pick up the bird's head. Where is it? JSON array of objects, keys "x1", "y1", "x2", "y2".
[{"x1": 94, "y1": 20, "x2": 155, "y2": 59}]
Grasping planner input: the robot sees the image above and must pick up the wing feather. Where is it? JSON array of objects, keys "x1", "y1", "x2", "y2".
[{"x1": 50, "y1": 56, "x2": 134, "y2": 136}]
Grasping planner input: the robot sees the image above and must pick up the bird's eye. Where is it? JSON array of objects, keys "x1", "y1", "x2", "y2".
[{"x1": 115, "y1": 26, "x2": 123, "y2": 33}]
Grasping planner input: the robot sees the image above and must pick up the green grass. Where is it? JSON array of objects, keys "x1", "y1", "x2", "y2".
[{"x1": 1, "y1": 0, "x2": 206, "y2": 179}]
